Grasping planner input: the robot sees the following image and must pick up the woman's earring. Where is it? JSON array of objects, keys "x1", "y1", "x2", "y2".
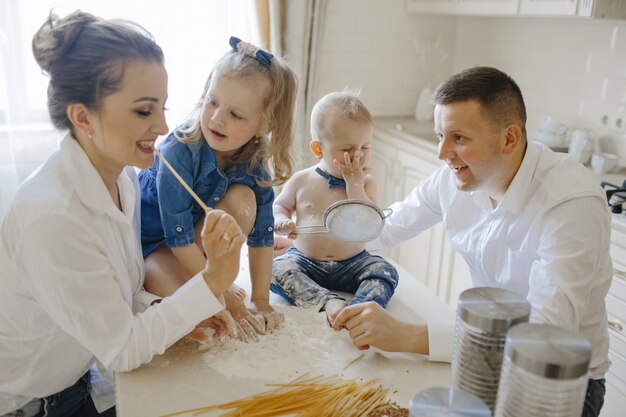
[{"x1": 88, "y1": 131, "x2": 94, "y2": 140}]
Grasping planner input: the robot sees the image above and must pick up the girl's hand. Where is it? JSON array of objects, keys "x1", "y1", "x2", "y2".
[
  {"x1": 334, "y1": 150, "x2": 370, "y2": 187},
  {"x1": 250, "y1": 299, "x2": 285, "y2": 331},
  {"x1": 200, "y1": 210, "x2": 246, "y2": 297},
  {"x1": 274, "y1": 219, "x2": 297, "y2": 239},
  {"x1": 223, "y1": 291, "x2": 265, "y2": 341}
]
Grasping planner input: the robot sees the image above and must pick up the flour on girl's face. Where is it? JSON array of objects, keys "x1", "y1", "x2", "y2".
[{"x1": 200, "y1": 305, "x2": 357, "y2": 381}]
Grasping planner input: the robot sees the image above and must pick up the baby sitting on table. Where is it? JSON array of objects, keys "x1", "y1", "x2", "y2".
[{"x1": 271, "y1": 91, "x2": 399, "y2": 323}]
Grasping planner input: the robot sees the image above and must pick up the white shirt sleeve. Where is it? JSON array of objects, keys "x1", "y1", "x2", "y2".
[
  {"x1": 427, "y1": 322, "x2": 454, "y2": 363},
  {"x1": 14, "y1": 213, "x2": 224, "y2": 372}
]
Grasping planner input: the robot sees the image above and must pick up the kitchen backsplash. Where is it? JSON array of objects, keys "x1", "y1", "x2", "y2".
[
  {"x1": 310, "y1": 0, "x2": 455, "y2": 116},
  {"x1": 453, "y1": 16, "x2": 626, "y2": 162},
  {"x1": 311, "y1": 0, "x2": 626, "y2": 163}
]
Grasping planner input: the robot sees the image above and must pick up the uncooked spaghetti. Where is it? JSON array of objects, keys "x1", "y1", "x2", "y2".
[{"x1": 160, "y1": 374, "x2": 390, "y2": 417}]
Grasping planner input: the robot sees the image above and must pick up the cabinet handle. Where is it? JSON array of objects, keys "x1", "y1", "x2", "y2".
[{"x1": 608, "y1": 320, "x2": 623, "y2": 332}]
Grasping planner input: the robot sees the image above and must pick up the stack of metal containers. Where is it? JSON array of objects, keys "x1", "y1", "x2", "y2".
[
  {"x1": 494, "y1": 323, "x2": 592, "y2": 417},
  {"x1": 409, "y1": 387, "x2": 491, "y2": 417},
  {"x1": 451, "y1": 287, "x2": 530, "y2": 412}
]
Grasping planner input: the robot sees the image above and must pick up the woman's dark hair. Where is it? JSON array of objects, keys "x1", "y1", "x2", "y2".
[
  {"x1": 32, "y1": 10, "x2": 164, "y2": 130},
  {"x1": 432, "y1": 66, "x2": 527, "y2": 137}
]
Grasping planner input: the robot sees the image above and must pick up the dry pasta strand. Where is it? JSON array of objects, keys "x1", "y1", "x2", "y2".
[
  {"x1": 342, "y1": 353, "x2": 365, "y2": 371},
  {"x1": 160, "y1": 374, "x2": 390, "y2": 417}
]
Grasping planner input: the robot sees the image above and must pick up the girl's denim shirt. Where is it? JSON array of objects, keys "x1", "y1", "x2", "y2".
[{"x1": 139, "y1": 130, "x2": 275, "y2": 257}]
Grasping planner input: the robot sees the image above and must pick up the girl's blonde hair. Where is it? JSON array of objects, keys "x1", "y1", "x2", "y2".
[{"x1": 177, "y1": 49, "x2": 297, "y2": 187}]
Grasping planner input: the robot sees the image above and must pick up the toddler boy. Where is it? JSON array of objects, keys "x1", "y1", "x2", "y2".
[{"x1": 272, "y1": 91, "x2": 399, "y2": 323}]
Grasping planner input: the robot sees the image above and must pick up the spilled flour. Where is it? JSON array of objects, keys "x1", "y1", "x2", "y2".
[{"x1": 200, "y1": 305, "x2": 361, "y2": 381}]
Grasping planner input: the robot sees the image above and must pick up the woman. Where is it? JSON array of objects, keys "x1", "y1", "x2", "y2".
[{"x1": 0, "y1": 10, "x2": 245, "y2": 417}]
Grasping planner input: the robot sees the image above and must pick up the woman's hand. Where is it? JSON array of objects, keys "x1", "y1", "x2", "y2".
[
  {"x1": 200, "y1": 209, "x2": 246, "y2": 297},
  {"x1": 185, "y1": 316, "x2": 227, "y2": 345},
  {"x1": 250, "y1": 299, "x2": 285, "y2": 331}
]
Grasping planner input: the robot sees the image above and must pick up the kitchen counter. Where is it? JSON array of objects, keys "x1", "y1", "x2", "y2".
[
  {"x1": 115, "y1": 254, "x2": 454, "y2": 417},
  {"x1": 374, "y1": 116, "x2": 437, "y2": 150}
]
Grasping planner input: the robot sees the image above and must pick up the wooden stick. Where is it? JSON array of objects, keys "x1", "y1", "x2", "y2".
[{"x1": 151, "y1": 145, "x2": 210, "y2": 212}]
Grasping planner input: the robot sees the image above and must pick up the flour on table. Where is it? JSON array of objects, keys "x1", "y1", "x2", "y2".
[{"x1": 200, "y1": 305, "x2": 359, "y2": 381}]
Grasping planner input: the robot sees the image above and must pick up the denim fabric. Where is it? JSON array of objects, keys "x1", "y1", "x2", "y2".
[
  {"x1": 139, "y1": 130, "x2": 274, "y2": 256},
  {"x1": 1, "y1": 373, "x2": 115, "y2": 417},
  {"x1": 271, "y1": 247, "x2": 399, "y2": 310},
  {"x1": 581, "y1": 378, "x2": 605, "y2": 417}
]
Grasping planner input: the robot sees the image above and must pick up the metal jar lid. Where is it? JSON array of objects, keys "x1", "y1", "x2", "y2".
[
  {"x1": 457, "y1": 287, "x2": 530, "y2": 334},
  {"x1": 505, "y1": 323, "x2": 591, "y2": 379},
  {"x1": 409, "y1": 387, "x2": 491, "y2": 416}
]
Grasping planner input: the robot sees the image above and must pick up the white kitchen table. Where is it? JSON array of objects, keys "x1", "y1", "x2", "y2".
[{"x1": 115, "y1": 252, "x2": 454, "y2": 417}]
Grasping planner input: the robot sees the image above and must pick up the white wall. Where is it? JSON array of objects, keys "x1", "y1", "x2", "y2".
[
  {"x1": 310, "y1": 0, "x2": 455, "y2": 117},
  {"x1": 453, "y1": 16, "x2": 626, "y2": 159}
]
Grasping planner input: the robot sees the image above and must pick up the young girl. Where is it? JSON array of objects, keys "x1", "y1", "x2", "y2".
[{"x1": 139, "y1": 37, "x2": 297, "y2": 338}]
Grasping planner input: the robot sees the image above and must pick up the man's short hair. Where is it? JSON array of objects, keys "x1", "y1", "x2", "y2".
[{"x1": 432, "y1": 66, "x2": 527, "y2": 136}]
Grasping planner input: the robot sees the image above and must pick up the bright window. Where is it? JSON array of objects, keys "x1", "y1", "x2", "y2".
[
  {"x1": 0, "y1": 0, "x2": 261, "y2": 130},
  {"x1": 0, "y1": 0, "x2": 260, "y2": 212}
]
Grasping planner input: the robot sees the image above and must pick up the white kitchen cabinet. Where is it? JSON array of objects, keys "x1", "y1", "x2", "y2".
[
  {"x1": 456, "y1": 0, "x2": 520, "y2": 15},
  {"x1": 519, "y1": 0, "x2": 626, "y2": 17},
  {"x1": 606, "y1": 220, "x2": 626, "y2": 416},
  {"x1": 408, "y1": 0, "x2": 626, "y2": 18},
  {"x1": 518, "y1": 0, "x2": 578, "y2": 15},
  {"x1": 406, "y1": 0, "x2": 456, "y2": 13},
  {"x1": 408, "y1": 0, "x2": 519, "y2": 15},
  {"x1": 371, "y1": 117, "x2": 473, "y2": 306}
]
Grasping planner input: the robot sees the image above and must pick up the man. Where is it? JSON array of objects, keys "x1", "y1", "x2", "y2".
[{"x1": 332, "y1": 66, "x2": 611, "y2": 417}]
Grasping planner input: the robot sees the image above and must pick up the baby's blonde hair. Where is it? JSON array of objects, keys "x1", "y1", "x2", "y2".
[
  {"x1": 178, "y1": 49, "x2": 297, "y2": 187},
  {"x1": 311, "y1": 90, "x2": 372, "y2": 141}
]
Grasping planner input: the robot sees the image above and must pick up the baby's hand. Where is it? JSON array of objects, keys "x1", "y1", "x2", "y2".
[
  {"x1": 275, "y1": 218, "x2": 297, "y2": 239},
  {"x1": 250, "y1": 300, "x2": 285, "y2": 331},
  {"x1": 334, "y1": 150, "x2": 369, "y2": 187},
  {"x1": 273, "y1": 235, "x2": 294, "y2": 257}
]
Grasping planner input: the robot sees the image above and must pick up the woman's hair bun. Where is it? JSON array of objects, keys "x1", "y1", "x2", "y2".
[{"x1": 32, "y1": 10, "x2": 98, "y2": 74}]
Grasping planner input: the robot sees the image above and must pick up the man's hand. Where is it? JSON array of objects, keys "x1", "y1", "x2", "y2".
[{"x1": 332, "y1": 301, "x2": 428, "y2": 354}]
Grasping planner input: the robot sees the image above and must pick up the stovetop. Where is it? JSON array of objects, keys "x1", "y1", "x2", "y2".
[{"x1": 601, "y1": 180, "x2": 626, "y2": 214}]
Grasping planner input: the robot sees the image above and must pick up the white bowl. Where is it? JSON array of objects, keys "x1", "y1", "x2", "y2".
[
  {"x1": 538, "y1": 116, "x2": 568, "y2": 135},
  {"x1": 591, "y1": 152, "x2": 618, "y2": 174}
]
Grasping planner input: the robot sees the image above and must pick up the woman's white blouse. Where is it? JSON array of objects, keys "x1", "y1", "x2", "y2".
[
  {"x1": 0, "y1": 134, "x2": 224, "y2": 413},
  {"x1": 370, "y1": 141, "x2": 612, "y2": 379}
]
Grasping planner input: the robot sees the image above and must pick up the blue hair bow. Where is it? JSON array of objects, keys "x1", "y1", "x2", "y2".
[{"x1": 229, "y1": 36, "x2": 273, "y2": 66}]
